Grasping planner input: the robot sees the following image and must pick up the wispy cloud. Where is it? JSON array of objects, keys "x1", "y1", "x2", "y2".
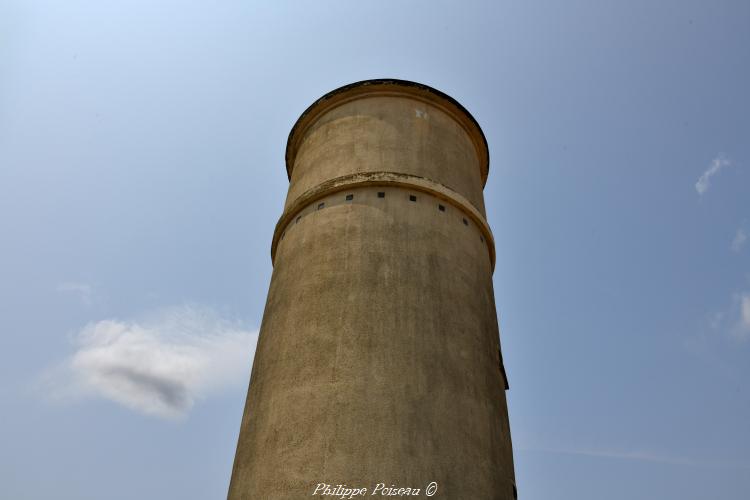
[
  {"x1": 519, "y1": 446, "x2": 750, "y2": 470},
  {"x1": 57, "y1": 282, "x2": 95, "y2": 306},
  {"x1": 731, "y1": 292, "x2": 750, "y2": 341},
  {"x1": 43, "y1": 305, "x2": 258, "y2": 419},
  {"x1": 731, "y1": 228, "x2": 747, "y2": 253},
  {"x1": 695, "y1": 154, "x2": 731, "y2": 196}
]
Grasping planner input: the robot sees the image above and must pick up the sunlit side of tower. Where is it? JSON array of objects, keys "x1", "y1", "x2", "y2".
[{"x1": 229, "y1": 79, "x2": 515, "y2": 499}]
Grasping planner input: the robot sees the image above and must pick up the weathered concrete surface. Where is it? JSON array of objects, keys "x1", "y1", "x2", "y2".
[{"x1": 229, "y1": 80, "x2": 515, "y2": 499}]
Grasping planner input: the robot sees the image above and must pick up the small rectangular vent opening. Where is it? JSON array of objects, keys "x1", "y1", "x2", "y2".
[
  {"x1": 463, "y1": 218, "x2": 468, "y2": 226},
  {"x1": 438, "y1": 204, "x2": 445, "y2": 212},
  {"x1": 345, "y1": 194, "x2": 353, "y2": 201},
  {"x1": 409, "y1": 195, "x2": 417, "y2": 202},
  {"x1": 377, "y1": 192, "x2": 385, "y2": 198}
]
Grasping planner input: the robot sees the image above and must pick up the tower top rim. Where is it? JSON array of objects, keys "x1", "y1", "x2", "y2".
[{"x1": 284, "y1": 79, "x2": 490, "y2": 186}]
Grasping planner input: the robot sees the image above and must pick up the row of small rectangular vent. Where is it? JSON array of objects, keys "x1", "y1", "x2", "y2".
[
  {"x1": 319, "y1": 193, "x2": 473, "y2": 228},
  {"x1": 283, "y1": 191, "x2": 485, "y2": 244}
]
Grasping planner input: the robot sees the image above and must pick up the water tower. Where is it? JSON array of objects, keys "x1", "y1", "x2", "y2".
[{"x1": 229, "y1": 79, "x2": 515, "y2": 499}]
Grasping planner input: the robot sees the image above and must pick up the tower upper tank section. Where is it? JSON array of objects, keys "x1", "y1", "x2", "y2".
[{"x1": 283, "y1": 79, "x2": 490, "y2": 217}]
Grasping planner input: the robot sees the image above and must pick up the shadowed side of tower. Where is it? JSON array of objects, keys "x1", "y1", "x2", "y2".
[{"x1": 228, "y1": 80, "x2": 515, "y2": 499}]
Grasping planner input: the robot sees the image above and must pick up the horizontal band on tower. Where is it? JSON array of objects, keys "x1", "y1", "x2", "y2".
[{"x1": 271, "y1": 171, "x2": 496, "y2": 271}]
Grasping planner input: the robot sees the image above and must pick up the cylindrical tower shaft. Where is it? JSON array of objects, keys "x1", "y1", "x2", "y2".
[{"x1": 229, "y1": 79, "x2": 515, "y2": 499}]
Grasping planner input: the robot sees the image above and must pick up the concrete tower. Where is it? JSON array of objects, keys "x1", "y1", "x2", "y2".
[{"x1": 229, "y1": 79, "x2": 515, "y2": 499}]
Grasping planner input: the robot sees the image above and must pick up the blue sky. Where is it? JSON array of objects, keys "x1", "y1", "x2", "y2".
[{"x1": 1, "y1": 1, "x2": 749, "y2": 499}]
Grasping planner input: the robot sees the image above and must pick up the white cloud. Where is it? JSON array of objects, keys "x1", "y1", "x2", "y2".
[
  {"x1": 57, "y1": 282, "x2": 94, "y2": 306},
  {"x1": 695, "y1": 155, "x2": 731, "y2": 195},
  {"x1": 731, "y1": 228, "x2": 747, "y2": 252},
  {"x1": 732, "y1": 293, "x2": 750, "y2": 341},
  {"x1": 45, "y1": 305, "x2": 258, "y2": 419}
]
